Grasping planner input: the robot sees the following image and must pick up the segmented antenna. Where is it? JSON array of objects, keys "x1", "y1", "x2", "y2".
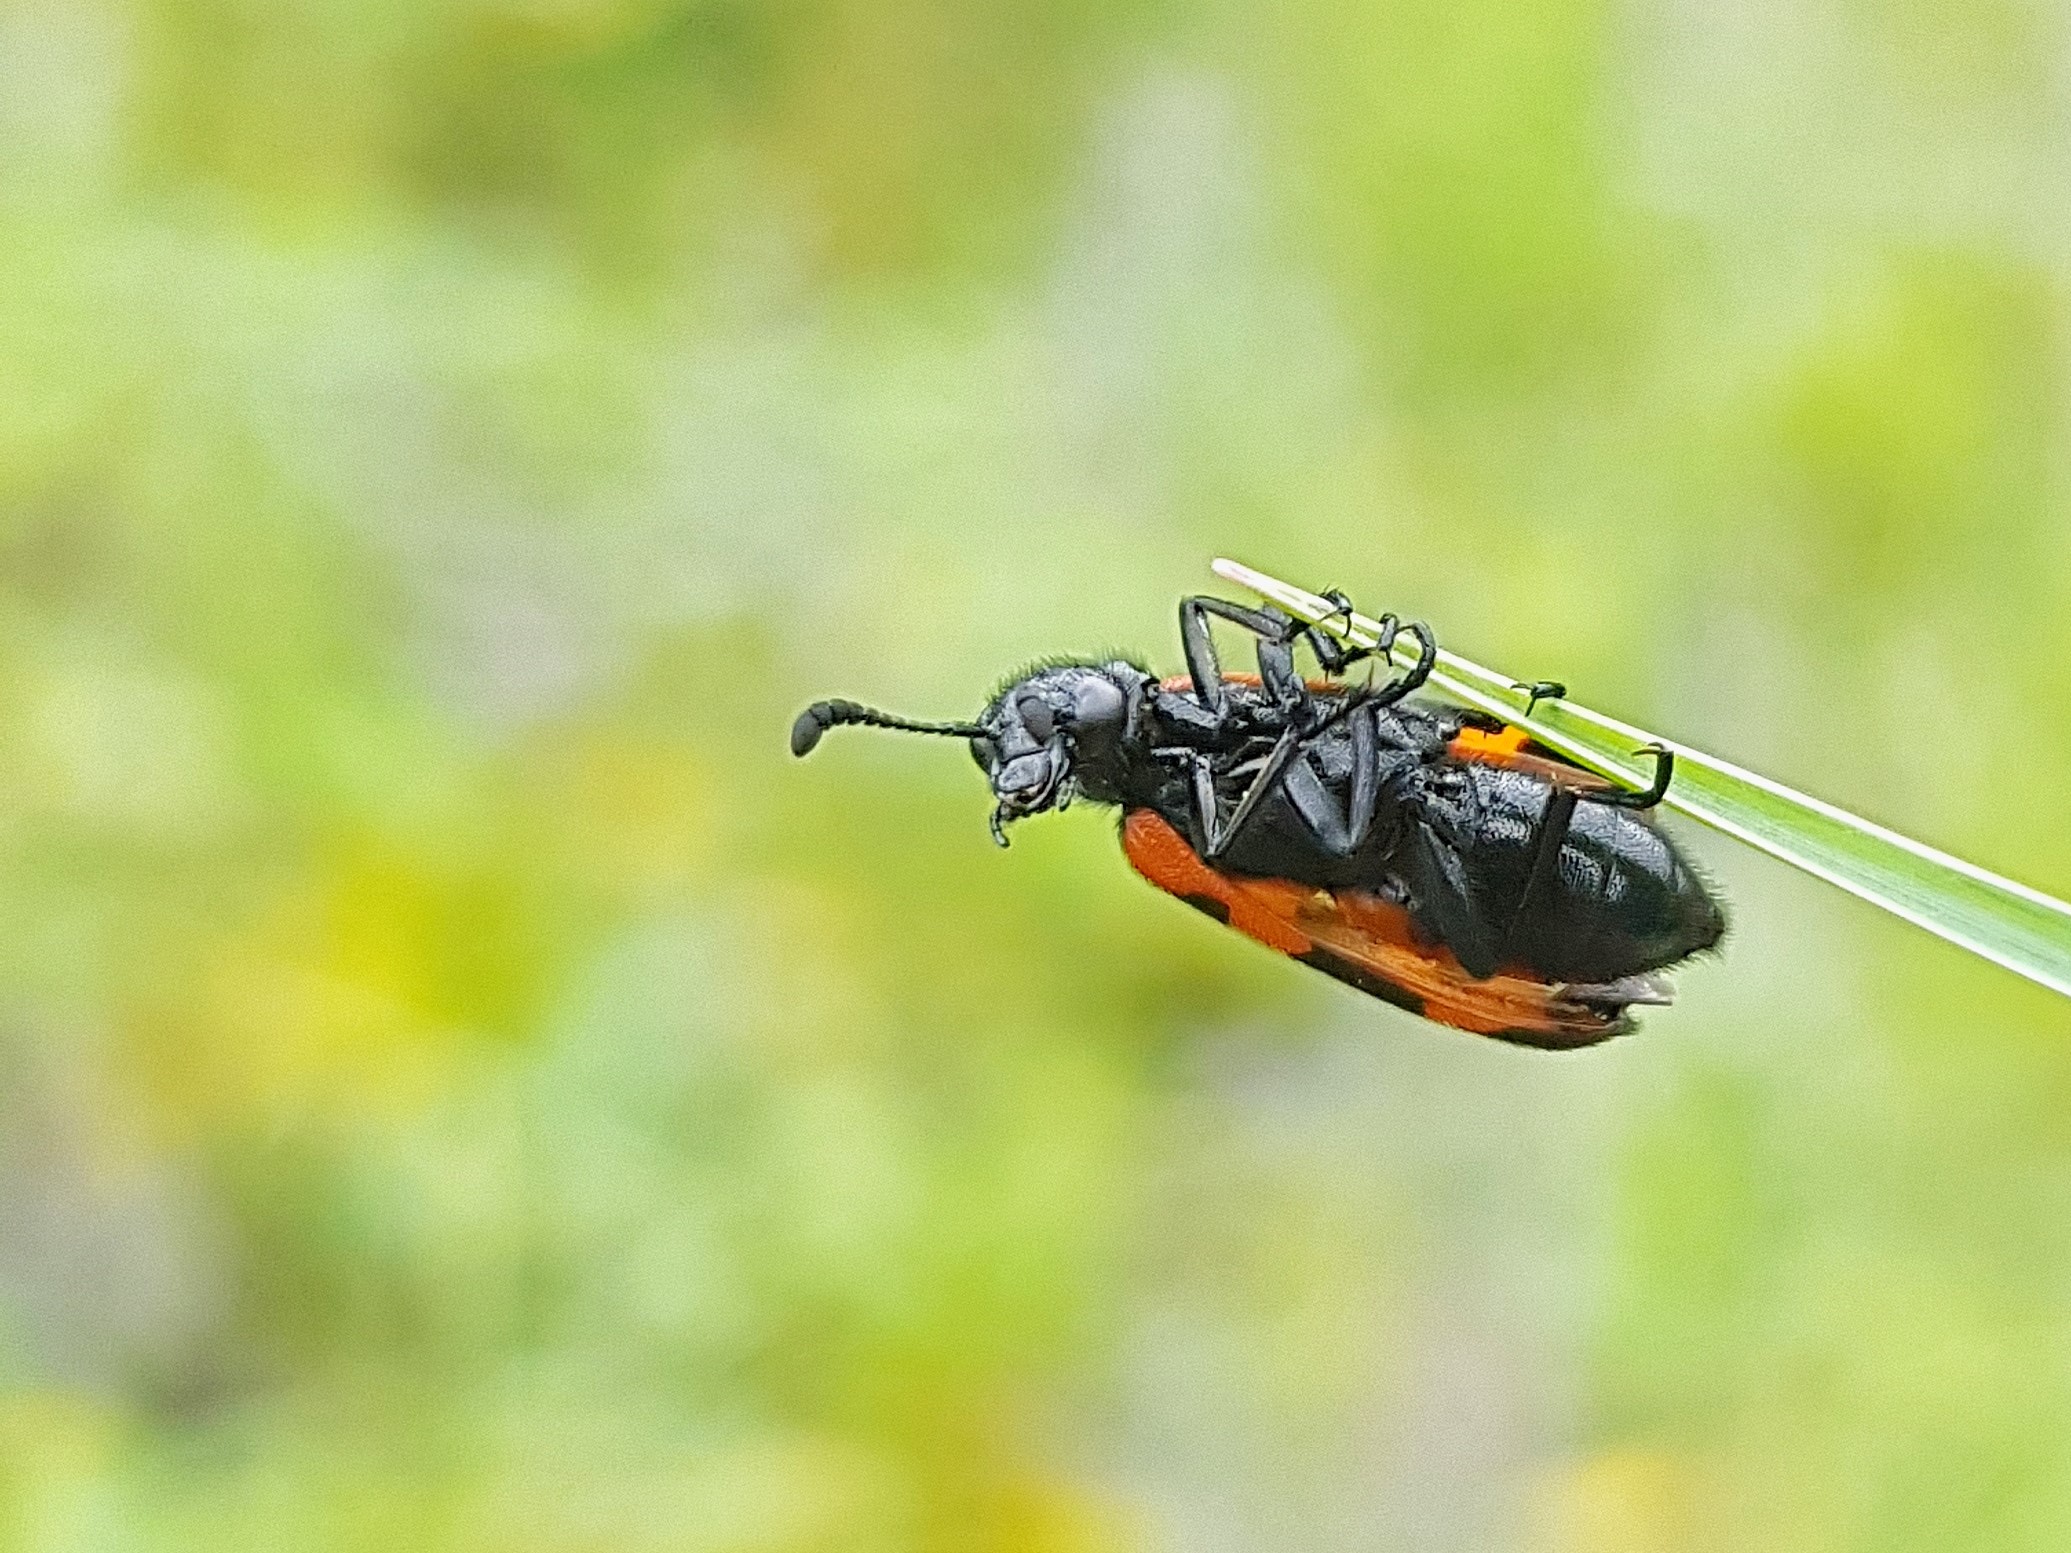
[{"x1": 790, "y1": 699, "x2": 986, "y2": 757}]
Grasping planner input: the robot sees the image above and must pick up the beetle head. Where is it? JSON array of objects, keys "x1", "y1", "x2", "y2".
[
  {"x1": 789, "y1": 660, "x2": 1146, "y2": 846},
  {"x1": 968, "y1": 662, "x2": 1143, "y2": 843}
]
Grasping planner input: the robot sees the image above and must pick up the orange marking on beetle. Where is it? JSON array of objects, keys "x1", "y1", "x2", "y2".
[
  {"x1": 1292, "y1": 888, "x2": 1610, "y2": 1040},
  {"x1": 1160, "y1": 672, "x2": 1342, "y2": 695},
  {"x1": 1447, "y1": 724, "x2": 1531, "y2": 760},
  {"x1": 1121, "y1": 809, "x2": 1309, "y2": 954},
  {"x1": 1120, "y1": 810, "x2": 1627, "y2": 1047}
]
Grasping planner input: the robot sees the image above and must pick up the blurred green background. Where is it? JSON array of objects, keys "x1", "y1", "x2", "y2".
[{"x1": 4, "y1": 0, "x2": 2071, "y2": 1547}]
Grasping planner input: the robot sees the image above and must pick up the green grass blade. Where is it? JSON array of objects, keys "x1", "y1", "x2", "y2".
[{"x1": 1213, "y1": 558, "x2": 2071, "y2": 999}]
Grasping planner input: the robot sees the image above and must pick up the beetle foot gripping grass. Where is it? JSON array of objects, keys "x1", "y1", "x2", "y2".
[{"x1": 792, "y1": 592, "x2": 1724, "y2": 1048}]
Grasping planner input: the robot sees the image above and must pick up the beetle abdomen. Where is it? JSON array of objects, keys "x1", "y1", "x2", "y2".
[
  {"x1": 1512, "y1": 795, "x2": 1723, "y2": 980},
  {"x1": 1441, "y1": 767, "x2": 1724, "y2": 982}
]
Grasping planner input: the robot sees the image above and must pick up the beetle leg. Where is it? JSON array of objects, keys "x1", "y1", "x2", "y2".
[
  {"x1": 1155, "y1": 748, "x2": 1218, "y2": 858},
  {"x1": 1179, "y1": 594, "x2": 1332, "y2": 741},
  {"x1": 1296, "y1": 593, "x2": 1438, "y2": 709},
  {"x1": 1485, "y1": 748, "x2": 1672, "y2": 966},
  {"x1": 1512, "y1": 680, "x2": 1567, "y2": 716},
  {"x1": 1305, "y1": 601, "x2": 1436, "y2": 710},
  {"x1": 1158, "y1": 726, "x2": 1307, "y2": 861},
  {"x1": 1389, "y1": 809, "x2": 1509, "y2": 978},
  {"x1": 1254, "y1": 628, "x2": 1307, "y2": 716},
  {"x1": 1593, "y1": 744, "x2": 1675, "y2": 810},
  {"x1": 1171, "y1": 603, "x2": 1435, "y2": 845},
  {"x1": 1163, "y1": 748, "x2": 1224, "y2": 858},
  {"x1": 1206, "y1": 728, "x2": 1307, "y2": 860},
  {"x1": 1508, "y1": 784, "x2": 1579, "y2": 939},
  {"x1": 1178, "y1": 595, "x2": 1297, "y2": 715},
  {"x1": 1177, "y1": 596, "x2": 1227, "y2": 714},
  {"x1": 1149, "y1": 685, "x2": 1222, "y2": 737},
  {"x1": 1440, "y1": 707, "x2": 1509, "y2": 736},
  {"x1": 1365, "y1": 620, "x2": 1436, "y2": 708},
  {"x1": 1346, "y1": 698, "x2": 1379, "y2": 847},
  {"x1": 1280, "y1": 759, "x2": 1354, "y2": 855},
  {"x1": 1280, "y1": 710, "x2": 1403, "y2": 857},
  {"x1": 1185, "y1": 593, "x2": 1437, "y2": 715},
  {"x1": 1301, "y1": 590, "x2": 1378, "y2": 676}
]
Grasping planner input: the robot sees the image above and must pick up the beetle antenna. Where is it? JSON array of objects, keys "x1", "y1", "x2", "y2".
[{"x1": 790, "y1": 699, "x2": 986, "y2": 757}]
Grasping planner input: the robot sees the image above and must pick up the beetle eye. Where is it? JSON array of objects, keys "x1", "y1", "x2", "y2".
[
  {"x1": 1070, "y1": 675, "x2": 1125, "y2": 735},
  {"x1": 1017, "y1": 695, "x2": 1056, "y2": 742}
]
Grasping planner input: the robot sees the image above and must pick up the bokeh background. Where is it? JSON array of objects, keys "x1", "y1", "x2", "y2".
[{"x1": 5, "y1": 0, "x2": 2071, "y2": 1547}]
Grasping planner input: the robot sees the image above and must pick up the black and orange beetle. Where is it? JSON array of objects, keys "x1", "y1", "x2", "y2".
[{"x1": 791, "y1": 593, "x2": 1725, "y2": 1047}]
